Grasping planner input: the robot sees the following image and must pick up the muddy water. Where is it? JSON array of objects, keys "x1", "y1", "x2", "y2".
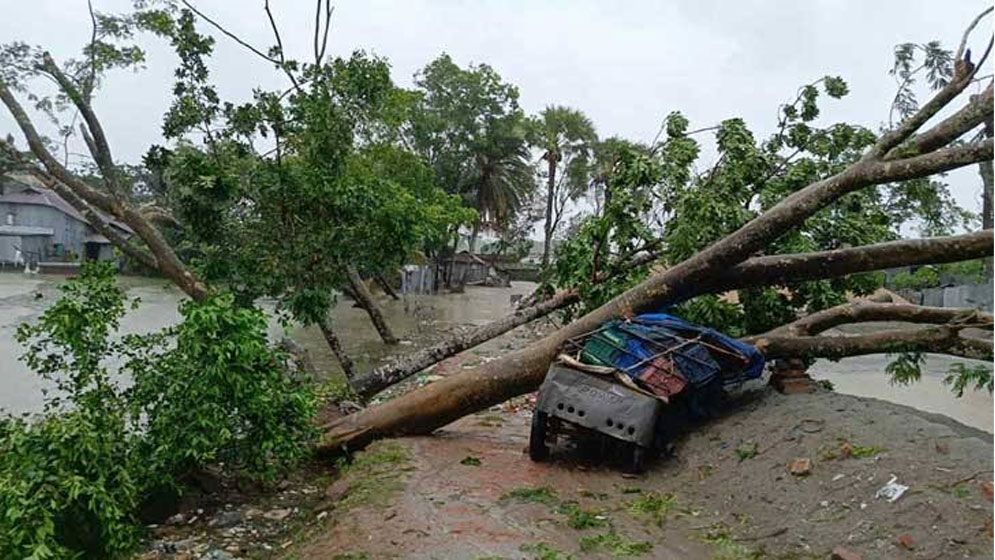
[{"x1": 0, "y1": 273, "x2": 991, "y2": 432}]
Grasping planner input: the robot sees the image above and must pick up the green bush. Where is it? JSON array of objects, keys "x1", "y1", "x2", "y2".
[{"x1": 0, "y1": 262, "x2": 317, "y2": 559}]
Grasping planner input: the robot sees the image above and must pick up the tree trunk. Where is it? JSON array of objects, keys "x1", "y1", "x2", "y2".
[
  {"x1": 349, "y1": 230, "x2": 992, "y2": 399},
  {"x1": 319, "y1": 91, "x2": 993, "y2": 452},
  {"x1": 346, "y1": 266, "x2": 399, "y2": 345},
  {"x1": 541, "y1": 154, "x2": 557, "y2": 268},
  {"x1": 319, "y1": 318, "x2": 356, "y2": 380},
  {"x1": 376, "y1": 274, "x2": 400, "y2": 300},
  {"x1": 353, "y1": 289, "x2": 577, "y2": 397}
]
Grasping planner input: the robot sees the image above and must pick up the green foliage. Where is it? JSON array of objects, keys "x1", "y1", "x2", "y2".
[
  {"x1": 890, "y1": 267, "x2": 940, "y2": 290},
  {"x1": 500, "y1": 485, "x2": 560, "y2": 506},
  {"x1": 886, "y1": 352, "x2": 926, "y2": 385},
  {"x1": 556, "y1": 502, "x2": 609, "y2": 530},
  {"x1": 1, "y1": 263, "x2": 316, "y2": 558},
  {"x1": 735, "y1": 442, "x2": 758, "y2": 462},
  {"x1": 627, "y1": 492, "x2": 678, "y2": 526},
  {"x1": 579, "y1": 531, "x2": 653, "y2": 556},
  {"x1": 544, "y1": 73, "x2": 974, "y2": 340},
  {"x1": 520, "y1": 542, "x2": 574, "y2": 560},
  {"x1": 944, "y1": 362, "x2": 994, "y2": 397},
  {"x1": 409, "y1": 53, "x2": 533, "y2": 232}
]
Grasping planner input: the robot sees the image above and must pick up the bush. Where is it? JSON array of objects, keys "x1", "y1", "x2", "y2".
[{"x1": 0, "y1": 262, "x2": 317, "y2": 558}]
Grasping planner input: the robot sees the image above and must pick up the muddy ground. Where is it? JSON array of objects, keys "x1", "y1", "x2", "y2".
[{"x1": 141, "y1": 379, "x2": 993, "y2": 560}]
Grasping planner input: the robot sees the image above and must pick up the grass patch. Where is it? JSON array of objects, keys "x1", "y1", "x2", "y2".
[
  {"x1": 735, "y1": 442, "x2": 758, "y2": 462},
  {"x1": 520, "y1": 542, "x2": 574, "y2": 560},
  {"x1": 627, "y1": 492, "x2": 678, "y2": 526},
  {"x1": 501, "y1": 485, "x2": 559, "y2": 506},
  {"x1": 579, "y1": 489, "x2": 609, "y2": 500},
  {"x1": 334, "y1": 440, "x2": 412, "y2": 510},
  {"x1": 331, "y1": 554, "x2": 370, "y2": 560},
  {"x1": 580, "y1": 531, "x2": 653, "y2": 556},
  {"x1": 620, "y1": 486, "x2": 643, "y2": 494},
  {"x1": 460, "y1": 455, "x2": 482, "y2": 466},
  {"x1": 557, "y1": 501, "x2": 609, "y2": 529},
  {"x1": 700, "y1": 525, "x2": 762, "y2": 560},
  {"x1": 952, "y1": 484, "x2": 971, "y2": 498},
  {"x1": 848, "y1": 443, "x2": 884, "y2": 459}
]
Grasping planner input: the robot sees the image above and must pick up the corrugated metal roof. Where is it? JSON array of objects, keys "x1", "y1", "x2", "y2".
[
  {"x1": 1, "y1": 174, "x2": 134, "y2": 235},
  {"x1": 0, "y1": 224, "x2": 54, "y2": 236}
]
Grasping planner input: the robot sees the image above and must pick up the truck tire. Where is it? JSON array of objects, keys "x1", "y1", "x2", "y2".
[{"x1": 529, "y1": 410, "x2": 550, "y2": 461}]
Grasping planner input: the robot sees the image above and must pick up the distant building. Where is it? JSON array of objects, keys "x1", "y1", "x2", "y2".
[{"x1": 0, "y1": 173, "x2": 132, "y2": 266}]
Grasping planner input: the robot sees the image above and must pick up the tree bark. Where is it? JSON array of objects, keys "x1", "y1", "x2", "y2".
[
  {"x1": 319, "y1": 84, "x2": 993, "y2": 453},
  {"x1": 346, "y1": 266, "x2": 399, "y2": 345},
  {"x1": 319, "y1": 318, "x2": 356, "y2": 380},
  {"x1": 376, "y1": 274, "x2": 400, "y2": 300},
  {"x1": 353, "y1": 288, "x2": 576, "y2": 398},
  {"x1": 350, "y1": 230, "x2": 992, "y2": 399},
  {"x1": 750, "y1": 326, "x2": 992, "y2": 362},
  {"x1": 0, "y1": 78, "x2": 210, "y2": 302}
]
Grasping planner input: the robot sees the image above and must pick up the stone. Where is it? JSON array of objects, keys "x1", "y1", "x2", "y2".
[
  {"x1": 831, "y1": 546, "x2": 862, "y2": 560},
  {"x1": 199, "y1": 550, "x2": 237, "y2": 560},
  {"x1": 895, "y1": 533, "x2": 915, "y2": 550},
  {"x1": 263, "y1": 508, "x2": 292, "y2": 521},
  {"x1": 210, "y1": 510, "x2": 244, "y2": 528},
  {"x1": 789, "y1": 457, "x2": 812, "y2": 476},
  {"x1": 324, "y1": 479, "x2": 352, "y2": 502},
  {"x1": 165, "y1": 513, "x2": 186, "y2": 525}
]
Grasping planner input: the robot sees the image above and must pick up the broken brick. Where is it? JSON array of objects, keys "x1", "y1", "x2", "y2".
[
  {"x1": 789, "y1": 457, "x2": 812, "y2": 476},
  {"x1": 980, "y1": 481, "x2": 994, "y2": 502},
  {"x1": 895, "y1": 533, "x2": 915, "y2": 550},
  {"x1": 831, "y1": 546, "x2": 863, "y2": 560}
]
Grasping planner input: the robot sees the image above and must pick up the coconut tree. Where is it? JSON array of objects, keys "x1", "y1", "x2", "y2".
[{"x1": 529, "y1": 106, "x2": 598, "y2": 267}]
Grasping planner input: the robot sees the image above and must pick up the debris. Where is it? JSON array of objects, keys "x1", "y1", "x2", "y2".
[
  {"x1": 165, "y1": 513, "x2": 186, "y2": 525},
  {"x1": 895, "y1": 533, "x2": 915, "y2": 550},
  {"x1": 980, "y1": 481, "x2": 994, "y2": 502},
  {"x1": 874, "y1": 476, "x2": 909, "y2": 503},
  {"x1": 831, "y1": 473, "x2": 846, "y2": 482},
  {"x1": 316, "y1": 510, "x2": 328, "y2": 520},
  {"x1": 789, "y1": 457, "x2": 812, "y2": 476},
  {"x1": 262, "y1": 508, "x2": 293, "y2": 521},
  {"x1": 831, "y1": 546, "x2": 862, "y2": 560},
  {"x1": 209, "y1": 510, "x2": 244, "y2": 528}
]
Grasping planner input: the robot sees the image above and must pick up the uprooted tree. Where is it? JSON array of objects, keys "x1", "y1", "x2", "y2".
[{"x1": 320, "y1": 15, "x2": 994, "y2": 451}]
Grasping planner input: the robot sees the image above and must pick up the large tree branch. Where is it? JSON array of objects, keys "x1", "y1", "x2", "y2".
[
  {"x1": 750, "y1": 325, "x2": 992, "y2": 362},
  {"x1": 887, "y1": 82, "x2": 994, "y2": 159},
  {"x1": 39, "y1": 53, "x2": 119, "y2": 191},
  {"x1": 353, "y1": 231, "x2": 992, "y2": 399},
  {"x1": 756, "y1": 300, "x2": 993, "y2": 338},
  {"x1": 0, "y1": 79, "x2": 209, "y2": 301}
]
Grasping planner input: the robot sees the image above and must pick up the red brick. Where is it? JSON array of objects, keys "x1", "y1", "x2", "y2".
[
  {"x1": 895, "y1": 533, "x2": 915, "y2": 550},
  {"x1": 831, "y1": 546, "x2": 862, "y2": 560},
  {"x1": 789, "y1": 457, "x2": 812, "y2": 476}
]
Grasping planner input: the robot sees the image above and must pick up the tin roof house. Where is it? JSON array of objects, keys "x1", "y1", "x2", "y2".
[{"x1": 0, "y1": 173, "x2": 132, "y2": 267}]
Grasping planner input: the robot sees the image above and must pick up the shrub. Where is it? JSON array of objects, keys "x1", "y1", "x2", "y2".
[{"x1": 0, "y1": 262, "x2": 317, "y2": 558}]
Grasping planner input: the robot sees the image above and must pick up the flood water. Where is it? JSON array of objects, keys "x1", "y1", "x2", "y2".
[{"x1": 0, "y1": 273, "x2": 991, "y2": 433}]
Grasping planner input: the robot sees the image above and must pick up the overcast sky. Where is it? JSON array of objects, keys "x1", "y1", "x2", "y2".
[{"x1": 2, "y1": 0, "x2": 992, "y2": 217}]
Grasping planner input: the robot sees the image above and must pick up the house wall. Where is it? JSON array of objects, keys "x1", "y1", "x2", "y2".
[{"x1": 0, "y1": 202, "x2": 88, "y2": 258}]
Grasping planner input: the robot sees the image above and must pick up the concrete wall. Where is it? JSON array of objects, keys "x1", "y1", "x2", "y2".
[{"x1": 901, "y1": 283, "x2": 994, "y2": 312}]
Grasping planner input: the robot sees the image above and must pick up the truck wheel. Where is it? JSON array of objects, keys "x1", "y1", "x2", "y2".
[
  {"x1": 529, "y1": 411, "x2": 550, "y2": 461},
  {"x1": 629, "y1": 445, "x2": 646, "y2": 474}
]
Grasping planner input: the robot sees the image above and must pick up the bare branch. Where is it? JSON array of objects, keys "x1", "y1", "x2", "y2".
[
  {"x1": 39, "y1": 53, "x2": 118, "y2": 191},
  {"x1": 264, "y1": 0, "x2": 302, "y2": 93},
  {"x1": 179, "y1": 0, "x2": 281, "y2": 65},
  {"x1": 955, "y1": 6, "x2": 994, "y2": 62}
]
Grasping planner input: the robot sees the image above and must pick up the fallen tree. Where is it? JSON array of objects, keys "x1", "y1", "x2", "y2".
[
  {"x1": 353, "y1": 230, "x2": 993, "y2": 398},
  {"x1": 321, "y1": 39, "x2": 993, "y2": 451}
]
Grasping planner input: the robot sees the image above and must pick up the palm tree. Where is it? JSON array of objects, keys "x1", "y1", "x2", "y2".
[
  {"x1": 529, "y1": 106, "x2": 598, "y2": 267},
  {"x1": 463, "y1": 131, "x2": 534, "y2": 250}
]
